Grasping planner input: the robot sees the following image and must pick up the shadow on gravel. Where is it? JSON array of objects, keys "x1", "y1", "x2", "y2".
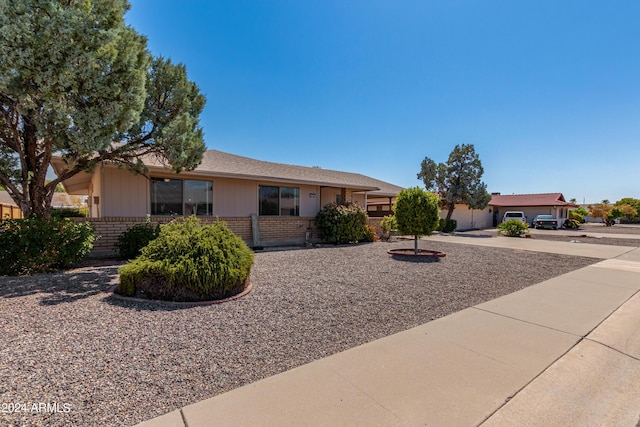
[
  {"x1": 102, "y1": 294, "x2": 200, "y2": 312},
  {"x1": 0, "y1": 265, "x2": 120, "y2": 305},
  {"x1": 388, "y1": 255, "x2": 443, "y2": 263}
]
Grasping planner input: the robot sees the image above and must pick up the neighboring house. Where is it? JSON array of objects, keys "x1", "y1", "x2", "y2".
[
  {"x1": 51, "y1": 193, "x2": 88, "y2": 210},
  {"x1": 0, "y1": 190, "x2": 23, "y2": 219},
  {"x1": 51, "y1": 149, "x2": 403, "y2": 249},
  {"x1": 447, "y1": 203, "x2": 493, "y2": 231},
  {"x1": 489, "y1": 193, "x2": 577, "y2": 227}
]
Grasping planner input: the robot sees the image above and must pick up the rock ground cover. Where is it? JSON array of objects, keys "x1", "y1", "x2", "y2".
[{"x1": 1, "y1": 240, "x2": 599, "y2": 426}]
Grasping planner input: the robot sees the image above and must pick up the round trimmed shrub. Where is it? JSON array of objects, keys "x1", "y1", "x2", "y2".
[
  {"x1": 118, "y1": 217, "x2": 254, "y2": 301},
  {"x1": 497, "y1": 219, "x2": 529, "y2": 237},
  {"x1": 0, "y1": 217, "x2": 95, "y2": 275},
  {"x1": 315, "y1": 202, "x2": 369, "y2": 244}
]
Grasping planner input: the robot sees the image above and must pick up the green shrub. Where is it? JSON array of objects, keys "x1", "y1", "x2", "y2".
[
  {"x1": 0, "y1": 218, "x2": 95, "y2": 275},
  {"x1": 116, "y1": 216, "x2": 160, "y2": 259},
  {"x1": 380, "y1": 215, "x2": 397, "y2": 239},
  {"x1": 51, "y1": 207, "x2": 88, "y2": 218},
  {"x1": 315, "y1": 203, "x2": 369, "y2": 244},
  {"x1": 394, "y1": 187, "x2": 440, "y2": 254},
  {"x1": 118, "y1": 217, "x2": 254, "y2": 301},
  {"x1": 362, "y1": 225, "x2": 379, "y2": 242},
  {"x1": 497, "y1": 219, "x2": 529, "y2": 237},
  {"x1": 438, "y1": 218, "x2": 457, "y2": 233},
  {"x1": 568, "y1": 210, "x2": 585, "y2": 224},
  {"x1": 563, "y1": 218, "x2": 581, "y2": 229}
]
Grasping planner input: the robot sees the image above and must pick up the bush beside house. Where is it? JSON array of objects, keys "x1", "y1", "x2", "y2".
[
  {"x1": 0, "y1": 218, "x2": 95, "y2": 275},
  {"x1": 118, "y1": 217, "x2": 254, "y2": 302}
]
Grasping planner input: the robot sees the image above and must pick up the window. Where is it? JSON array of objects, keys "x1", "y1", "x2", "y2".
[
  {"x1": 259, "y1": 186, "x2": 299, "y2": 216},
  {"x1": 151, "y1": 178, "x2": 212, "y2": 216}
]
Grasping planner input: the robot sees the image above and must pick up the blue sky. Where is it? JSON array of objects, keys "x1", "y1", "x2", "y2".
[{"x1": 126, "y1": 1, "x2": 640, "y2": 204}]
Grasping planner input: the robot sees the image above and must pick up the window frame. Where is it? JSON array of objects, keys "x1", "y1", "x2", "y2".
[
  {"x1": 258, "y1": 185, "x2": 300, "y2": 217},
  {"x1": 150, "y1": 177, "x2": 213, "y2": 216}
]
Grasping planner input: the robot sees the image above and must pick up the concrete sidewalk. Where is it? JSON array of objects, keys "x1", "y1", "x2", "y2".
[{"x1": 136, "y1": 241, "x2": 640, "y2": 427}]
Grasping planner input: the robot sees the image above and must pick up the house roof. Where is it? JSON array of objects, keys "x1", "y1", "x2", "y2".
[
  {"x1": 489, "y1": 193, "x2": 577, "y2": 207},
  {"x1": 53, "y1": 149, "x2": 404, "y2": 197},
  {"x1": 167, "y1": 150, "x2": 403, "y2": 196},
  {"x1": 0, "y1": 190, "x2": 15, "y2": 206}
]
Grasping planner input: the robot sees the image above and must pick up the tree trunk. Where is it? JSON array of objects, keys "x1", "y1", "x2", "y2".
[{"x1": 445, "y1": 202, "x2": 455, "y2": 221}]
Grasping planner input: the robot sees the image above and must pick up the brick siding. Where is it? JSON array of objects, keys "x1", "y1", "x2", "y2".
[{"x1": 75, "y1": 215, "x2": 383, "y2": 253}]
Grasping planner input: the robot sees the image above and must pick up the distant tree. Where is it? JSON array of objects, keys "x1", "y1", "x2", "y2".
[
  {"x1": 569, "y1": 198, "x2": 577, "y2": 204},
  {"x1": 616, "y1": 204, "x2": 637, "y2": 221},
  {"x1": 394, "y1": 187, "x2": 440, "y2": 255},
  {"x1": 0, "y1": 1, "x2": 206, "y2": 219},
  {"x1": 574, "y1": 206, "x2": 589, "y2": 217},
  {"x1": 589, "y1": 201, "x2": 625, "y2": 226},
  {"x1": 615, "y1": 198, "x2": 640, "y2": 213},
  {"x1": 588, "y1": 202, "x2": 612, "y2": 224},
  {"x1": 417, "y1": 144, "x2": 491, "y2": 222}
]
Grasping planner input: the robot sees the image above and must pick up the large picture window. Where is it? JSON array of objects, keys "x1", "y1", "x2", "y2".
[
  {"x1": 151, "y1": 178, "x2": 212, "y2": 216},
  {"x1": 259, "y1": 186, "x2": 299, "y2": 216}
]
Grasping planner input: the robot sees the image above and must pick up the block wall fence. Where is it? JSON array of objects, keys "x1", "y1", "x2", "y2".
[{"x1": 76, "y1": 216, "x2": 385, "y2": 252}]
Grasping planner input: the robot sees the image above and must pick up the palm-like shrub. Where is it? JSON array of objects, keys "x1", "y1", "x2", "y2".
[{"x1": 118, "y1": 217, "x2": 254, "y2": 301}]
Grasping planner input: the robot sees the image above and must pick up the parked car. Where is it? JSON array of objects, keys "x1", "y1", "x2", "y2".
[
  {"x1": 502, "y1": 211, "x2": 527, "y2": 223},
  {"x1": 532, "y1": 215, "x2": 558, "y2": 230}
]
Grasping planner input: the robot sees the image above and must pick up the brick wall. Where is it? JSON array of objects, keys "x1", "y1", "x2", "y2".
[{"x1": 77, "y1": 216, "x2": 382, "y2": 253}]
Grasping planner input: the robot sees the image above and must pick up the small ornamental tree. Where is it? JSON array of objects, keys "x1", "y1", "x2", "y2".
[{"x1": 394, "y1": 187, "x2": 440, "y2": 255}]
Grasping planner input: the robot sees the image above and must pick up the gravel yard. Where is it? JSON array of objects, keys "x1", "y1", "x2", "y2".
[
  {"x1": 1, "y1": 240, "x2": 599, "y2": 426},
  {"x1": 530, "y1": 233, "x2": 640, "y2": 247}
]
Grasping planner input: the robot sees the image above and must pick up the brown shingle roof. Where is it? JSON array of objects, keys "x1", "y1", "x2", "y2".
[
  {"x1": 147, "y1": 150, "x2": 404, "y2": 196},
  {"x1": 0, "y1": 190, "x2": 16, "y2": 205},
  {"x1": 490, "y1": 193, "x2": 576, "y2": 207}
]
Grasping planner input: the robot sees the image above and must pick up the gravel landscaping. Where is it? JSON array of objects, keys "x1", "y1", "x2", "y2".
[
  {"x1": 530, "y1": 233, "x2": 640, "y2": 247},
  {"x1": 1, "y1": 240, "x2": 599, "y2": 426}
]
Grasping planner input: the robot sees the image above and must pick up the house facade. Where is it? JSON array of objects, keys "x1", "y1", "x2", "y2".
[
  {"x1": 489, "y1": 193, "x2": 577, "y2": 227},
  {"x1": 51, "y1": 150, "x2": 403, "y2": 250}
]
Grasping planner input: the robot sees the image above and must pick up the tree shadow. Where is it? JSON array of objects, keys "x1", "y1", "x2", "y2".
[
  {"x1": 0, "y1": 264, "x2": 122, "y2": 306},
  {"x1": 101, "y1": 293, "x2": 205, "y2": 312}
]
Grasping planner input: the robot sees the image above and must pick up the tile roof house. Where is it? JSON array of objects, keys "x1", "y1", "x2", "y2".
[{"x1": 489, "y1": 193, "x2": 577, "y2": 226}]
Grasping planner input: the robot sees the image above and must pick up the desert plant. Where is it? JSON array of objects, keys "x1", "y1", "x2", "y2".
[
  {"x1": 568, "y1": 210, "x2": 585, "y2": 224},
  {"x1": 116, "y1": 216, "x2": 161, "y2": 259},
  {"x1": 118, "y1": 217, "x2": 254, "y2": 301},
  {"x1": 380, "y1": 215, "x2": 398, "y2": 240},
  {"x1": 0, "y1": 218, "x2": 95, "y2": 275},
  {"x1": 563, "y1": 218, "x2": 581, "y2": 229},
  {"x1": 394, "y1": 187, "x2": 440, "y2": 254},
  {"x1": 497, "y1": 219, "x2": 529, "y2": 237},
  {"x1": 315, "y1": 202, "x2": 369, "y2": 244}
]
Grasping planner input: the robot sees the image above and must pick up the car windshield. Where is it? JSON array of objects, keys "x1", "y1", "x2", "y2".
[{"x1": 537, "y1": 215, "x2": 554, "y2": 219}]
